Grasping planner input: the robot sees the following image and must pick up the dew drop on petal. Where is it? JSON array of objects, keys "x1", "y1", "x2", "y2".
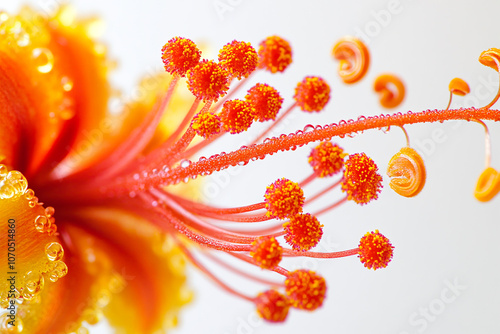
[
  {"x1": 0, "y1": 165, "x2": 7, "y2": 176},
  {"x1": 24, "y1": 271, "x2": 44, "y2": 294},
  {"x1": 46, "y1": 261, "x2": 68, "y2": 282},
  {"x1": 45, "y1": 206, "x2": 55, "y2": 217},
  {"x1": 31, "y1": 47, "x2": 54, "y2": 73},
  {"x1": 34, "y1": 215, "x2": 51, "y2": 233},
  {"x1": 0, "y1": 312, "x2": 23, "y2": 333},
  {"x1": 45, "y1": 242, "x2": 64, "y2": 262},
  {"x1": 0, "y1": 170, "x2": 28, "y2": 199}
]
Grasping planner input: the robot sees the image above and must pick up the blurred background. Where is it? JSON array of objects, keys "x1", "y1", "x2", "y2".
[{"x1": 4, "y1": 1, "x2": 500, "y2": 333}]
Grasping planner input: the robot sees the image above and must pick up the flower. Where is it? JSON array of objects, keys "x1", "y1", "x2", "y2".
[{"x1": 1, "y1": 3, "x2": 500, "y2": 334}]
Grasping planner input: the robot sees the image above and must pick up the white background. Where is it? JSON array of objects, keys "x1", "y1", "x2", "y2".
[{"x1": 4, "y1": 1, "x2": 500, "y2": 333}]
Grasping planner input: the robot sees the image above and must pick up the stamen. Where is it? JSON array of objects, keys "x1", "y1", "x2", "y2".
[
  {"x1": 479, "y1": 48, "x2": 500, "y2": 108},
  {"x1": 373, "y1": 73, "x2": 405, "y2": 108},
  {"x1": 258, "y1": 36, "x2": 293, "y2": 73},
  {"x1": 191, "y1": 112, "x2": 222, "y2": 139},
  {"x1": 161, "y1": 37, "x2": 201, "y2": 77},
  {"x1": 308, "y1": 141, "x2": 346, "y2": 178},
  {"x1": 218, "y1": 40, "x2": 258, "y2": 80},
  {"x1": 245, "y1": 83, "x2": 283, "y2": 122},
  {"x1": 283, "y1": 213, "x2": 323, "y2": 252},
  {"x1": 358, "y1": 230, "x2": 394, "y2": 270},
  {"x1": 187, "y1": 59, "x2": 230, "y2": 102},
  {"x1": 446, "y1": 77, "x2": 470, "y2": 110},
  {"x1": 264, "y1": 178, "x2": 305, "y2": 219},
  {"x1": 255, "y1": 290, "x2": 290, "y2": 323},
  {"x1": 221, "y1": 99, "x2": 256, "y2": 134},
  {"x1": 285, "y1": 269, "x2": 326, "y2": 311},
  {"x1": 332, "y1": 36, "x2": 370, "y2": 84},
  {"x1": 294, "y1": 76, "x2": 331, "y2": 112},
  {"x1": 474, "y1": 167, "x2": 500, "y2": 202},
  {"x1": 473, "y1": 119, "x2": 499, "y2": 202},
  {"x1": 176, "y1": 241, "x2": 254, "y2": 302},
  {"x1": 250, "y1": 236, "x2": 283, "y2": 269},
  {"x1": 341, "y1": 153, "x2": 383, "y2": 205}
]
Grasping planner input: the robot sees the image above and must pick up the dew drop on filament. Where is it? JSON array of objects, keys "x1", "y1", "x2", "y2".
[{"x1": 45, "y1": 242, "x2": 64, "y2": 262}]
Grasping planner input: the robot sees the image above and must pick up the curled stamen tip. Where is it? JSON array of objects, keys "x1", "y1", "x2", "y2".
[
  {"x1": 341, "y1": 153, "x2": 383, "y2": 205},
  {"x1": 373, "y1": 73, "x2": 405, "y2": 109},
  {"x1": 218, "y1": 40, "x2": 258, "y2": 80},
  {"x1": 264, "y1": 178, "x2": 305, "y2": 220},
  {"x1": 358, "y1": 229, "x2": 394, "y2": 270},
  {"x1": 308, "y1": 141, "x2": 346, "y2": 178},
  {"x1": 283, "y1": 213, "x2": 323, "y2": 252},
  {"x1": 332, "y1": 36, "x2": 370, "y2": 84},
  {"x1": 449, "y1": 78, "x2": 470, "y2": 96},
  {"x1": 221, "y1": 99, "x2": 255, "y2": 134},
  {"x1": 255, "y1": 289, "x2": 290, "y2": 323},
  {"x1": 258, "y1": 35, "x2": 293, "y2": 73},
  {"x1": 479, "y1": 48, "x2": 500, "y2": 71},
  {"x1": 250, "y1": 236, "x2": 283, "y2": 269},
  {"x1": 294, "y1": 76, "x2": 331, "y2": 112},
  {"x1": 186, "y1": 59, "x2": 230, "y2": 102},
  {"x1": 387, "y1": 147, "x2": 426, "y2": 197},
  {"x1": 191, "y1": 112, "x2": 222, "y2": 139},
  {"x1": 285, "y1": 269, "x2": 326, "y2": 311},
  {"x1": 245, "y1": 83, "x2": 283, "y2": 122},
  {"x1": 161, "y1": 37, "x2": 201, "y2": 77},
  {"x1": 474, "y1": 167, "x2": 500, "y2": 202}
]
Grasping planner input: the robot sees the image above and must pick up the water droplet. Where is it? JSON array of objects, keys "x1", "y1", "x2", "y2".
[
  {"x1": 180, "y1": 160, "x2": 191, "y2": 168},
  {"x1": 34, "y1": 215, "x2": 51, "y2": 233},
  {"x1": 0, "y1": 165, "x2": 7, "y2": 176},
  {"x1": 0, "y1": 312, "x2": 23, "y2": 332},
  {"x1": 129, "y1": 191, "x2": 136, "y2": 198},
  {"x1": 0, "y1": 171, "x2": 28, "y2": 199},
  {"x1": 238, "y1": 160, "x2": 249, "y2": 166},
  {"x1": 23, "y1": 188, "x2": 34, "y2": 200},
  {"x1": 31, "y1": 48, "x2": 54, "y2": 73},
  {"x1": 45, "y1": 206, "x2": 55, "y2": 217},
  {"x1": 151, "y1": 200, "x2": 158, "y2": 207},
  {"x1": 347, "y1": 131, "x2": 358, "y2": 138},
  {"x1": 133, "y1": 173, "x2": 140, "y2": 180},
  {"x1": 45, "y1": 242, "x2": 64, "y2": 262},
  {"x1": 46, "y1": 261, "x2": 68, "y2": 282},
  {"x1": 24, "y1": 271, "x2": 44, "y2": 294},
  {"x1": 303, "y1": 124, "x2": 315, "y2": 133}
]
